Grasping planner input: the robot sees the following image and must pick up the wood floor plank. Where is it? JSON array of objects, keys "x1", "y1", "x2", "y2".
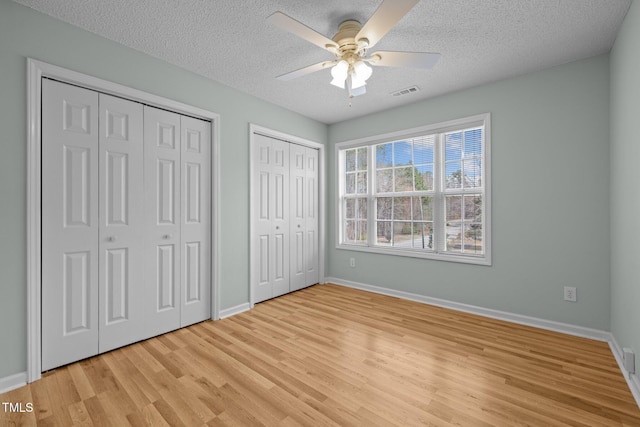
[
  {"x1": 67, "y1": 401, "x2": 92, "y2": 426},
  {"x1": 101, "y1": 352, "x2": 153, "y2": 410},
  {"x1": 66, "y1": 363, "x2": 96, "y2": 402},
  {"x1": 2, "y1": 283, "x2": 639, "y2": 426},
  {"x1": 128, "y1": 403, "x2": 171, "y2": 427},
  {"x1": 41, "y1": 371, "x2": 74, "y2": 426},
  {"x1": 82, "y1": 396, "x2": 110, "y2": 427}
]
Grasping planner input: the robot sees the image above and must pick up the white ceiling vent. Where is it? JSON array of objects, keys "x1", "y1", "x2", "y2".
[{"x1": 391, "y1": 86, "x2": 420, "y2": 97}]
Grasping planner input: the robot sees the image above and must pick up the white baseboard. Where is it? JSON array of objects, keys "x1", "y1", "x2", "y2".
[
  {"x1": 327, "y1": 277, "x2": 611, "y2": 341},
  {"x1": 327, "y1": 277, "x2": 640, "y2": 409},
  {"x1": 609, "y1": 336, "x2": 640, "y2": 408},
  {"x1": 0, "y1": 371, "x2": 27, "y2": 394},
  {"x1": 218, "y1": 302, "x2": 251, "y2": 319}
]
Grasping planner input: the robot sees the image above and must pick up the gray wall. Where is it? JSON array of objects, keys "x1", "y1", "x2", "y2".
[
  {"x1": 610, "y1": 0, "x2": 640, "y2": 389},
  {"x1": 328, "y1": 54, "x2": 611, "y2": 330},
  {"x1": 0, "y1": 0, "x2": 327, "y2": 379}
]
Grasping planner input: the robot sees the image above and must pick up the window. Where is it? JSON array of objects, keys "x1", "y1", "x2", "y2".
[{"x1": 336, "y1": 114, "x2": 491, "y2": 265}]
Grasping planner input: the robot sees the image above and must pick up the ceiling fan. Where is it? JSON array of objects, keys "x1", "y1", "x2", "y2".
[{"x1": 267, "y1": 0, "x2": 440, "y2": 98}]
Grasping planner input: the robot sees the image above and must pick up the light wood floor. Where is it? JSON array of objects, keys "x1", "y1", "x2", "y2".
[{"x1": 2, "y1": 284, "x2": 639, "y2": 426}]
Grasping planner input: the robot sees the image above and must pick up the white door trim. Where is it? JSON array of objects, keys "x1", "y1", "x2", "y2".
[
  {"x1": 249, "y1": 124, "x2": 326, "y2": 307},
  {"x1": 27, "y1": 58, "x2": 221, "y2": 383}
]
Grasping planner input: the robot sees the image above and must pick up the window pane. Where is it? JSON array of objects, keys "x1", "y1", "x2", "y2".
[
  {"x1": 344, "y1": 220, "x2": 356, "y2": 243},
  {"x1": 357, "y1": 220, "x2": 368, "y2": 242},
  {"x1": 356, "y1": 172, "x2": 367, "y2": 194},
  {"x1": 464, "y1": 195, "x2": 482, "y2": 221},
  {"x1": 376, "y1": 143, "x2": 393, "y2": 168},
  {"x1": 346, "y1": 150, "x2": 356, "y2": 172},
  {"x1": 464, "y1": 128, "x2": 482, "y2": 156},
  {"x1": 394, "y1": 141, "x2": 412, "y2": 166},
  {"x1": 345, "y1": 198, "x2": 355, "y2": 219},
  {"x1": 446, "y1": 196, "x2": 462, "y2": 221},
  {"x1": 377, "y1": 197, "x2": 392, "y2": 220},
  {"x1": 412, "y1": 197, "x2": 433, "y2": 221},
  {"x1": 376, "y1": 169, "x2": 393, "y2": 193},
  {"x1": 445, "y1": 162, "x2": 462, "y2": 189},
  {"x1": 357, "y1": 147, "x2": 368, "y2": 171},
  {"x1": 464, "y1": 223, "x2": 483, "y2": 254},
  {"x1": 413, "y1": 222, "x2": 434, "y2": 249},
  {"x1": 346, "y1": 173, "x2": 355, "y2": 194},
  {"x1": 345, "y1": 219, "x2": 368, "y2": 244},
  {"x1": 356, "y1": 198, "x2": 368, "y2": 220},
  {"x1": 446, "y1": 223, "x2": 462, "y2": 253},
  {"x1": 376, "y1": 221, "x2": 392, "y2": 245},
  {"x1": 414, "y1": 165, "x2": 434, "y2": 191},
  {"x1": 393, "y1": 222, "x2": 413, "y2": 247},
  {"x1": 393, "y1": 197, "x2": 411, "y2": 221},
  {"x1": 414, "y1": 136, "x2": 434, "y2": 164},
  {"x1": 445, "y1": 133, "x2": 462, "y2": 161},
  {"x1": 463, "y1": 158, "x2": 482, "y2": 188},
  {"x1": 395, "y1": 167, "x2": 413, "y2": 192}
]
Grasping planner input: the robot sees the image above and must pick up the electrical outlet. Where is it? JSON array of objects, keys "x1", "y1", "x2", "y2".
[
  {"x1": 622, "y1": 347, "x2": 636, "y2": 374},
  {"x1": 623, "y1": 347, "x2": 636, "y2": 374},
  {"x1": 349, "y1": 257, "x2": 356, "y2": 268},
  {"x1": 564, "y1": 286, "x2": 577, "y2": 302}
]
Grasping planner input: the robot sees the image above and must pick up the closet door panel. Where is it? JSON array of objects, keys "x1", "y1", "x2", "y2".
[
  {"x1": 305, "y1": 148, "x2": 320, "y2": 286},
  {"x1": 144, "y1": 106, "x2": 181, "y2": 336},
  {"x1": 42, "y1": 79, "x2": 100, "y2": 371},
  {"x1": 289, "y1": 144, "x2": 306, "y2": 292},
  {"x1": 255, "y1": 173, "x2": 271, "y2": 301},
  {"x1": 180, "y1": 116, "x2": 211, "y2": 326},
  {"x1": 253, "y1": 139, "x2": 271, "y2": 303},
  {"x1": 270, "y1": 139, "x2": 290, "y2": 298},
  {"x1": 98, "y1": 94, "x2": 146, "y2": 353},
  {"x1": 252, "y1": 134, "x2": 290, "y2": 303}
]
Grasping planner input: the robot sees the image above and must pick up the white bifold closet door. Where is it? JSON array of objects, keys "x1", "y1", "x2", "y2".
[
  {"x1": 289, "y1": 143, "x2": 319, "y2": 291},
  {"x1": 42, "y1": 79, "x2": 210, "y2": 371},
  {"x1": 253, "y1": 133, "x2": 319, "y2": 304},
  {"x1": 254, "y1": 135, "x2": 290, "y2": 303},
  {"x1": 42, "y1": 80, "x2": 101, "y2": 370},
  {"x1": 144, "y1": 107, "x2": 211, "y2": 337},
  {"x1": 98, "y1": 93, "x2": 146, "y2": 354}
]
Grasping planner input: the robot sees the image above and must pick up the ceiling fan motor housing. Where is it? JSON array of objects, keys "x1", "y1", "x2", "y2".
[{"x1": 333, "y1": 20, "x2": 368, "y2": 57}]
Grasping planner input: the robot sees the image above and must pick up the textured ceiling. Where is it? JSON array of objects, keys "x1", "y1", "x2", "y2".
[{"x1": 13, "y1": 0, "x2": 631, "y2": 124}]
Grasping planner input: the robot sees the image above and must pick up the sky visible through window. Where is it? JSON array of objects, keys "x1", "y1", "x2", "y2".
[{"x1": 374, "y1": 128, "x2": 482, "y2": 192}]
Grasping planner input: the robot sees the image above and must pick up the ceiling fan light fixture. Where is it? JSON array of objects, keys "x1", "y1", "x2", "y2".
[
  {"x1": 353, "y1": 60, "x2": 373, "y2": 82},
  {"x1": 349, "y1": 73, "x2": 367, "y2": 90},
  {"x1": 330, "y1": 77, "x2": 346, "y2": 89},
  {"x1": 347, "y1": 78, "x2": 367, "y2": 98},
  {"x1": 330, "y1": 60, "x2": 349, "y2": 88}
]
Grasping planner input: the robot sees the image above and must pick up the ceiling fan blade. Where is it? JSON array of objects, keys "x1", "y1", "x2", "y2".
[
  {"x1": 356, "y1": 0, "x2": 419, "y2": 48},
  {"x1": 370, "y1": 51, "x2": 440, "y2": 69},
  {"x1": 267, "y1": 12, "x2": 338, "y2": 52},
  {"x1": 277, "y1": 61, "x2": 335, "y2": 81}
]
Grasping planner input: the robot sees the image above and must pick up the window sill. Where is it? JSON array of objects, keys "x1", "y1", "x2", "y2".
[{"x1": 336, "y1": 243, "x2": 492, "y2": 266}]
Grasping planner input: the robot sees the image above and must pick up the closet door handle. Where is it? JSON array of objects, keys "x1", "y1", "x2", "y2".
[
  {"x1": 107, "y1": 236, "x2": 116, "y2": 242},
  {"x1": 275, "y1": 226, "x2": 280, "y2": 230},
  {"x1": 163, "y1": 234, "x2": 172, "y2": 240}
]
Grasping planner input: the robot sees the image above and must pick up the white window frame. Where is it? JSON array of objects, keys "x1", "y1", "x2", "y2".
[{"x1": 335, "y1": 113, "x2": 491, "y2": 265}]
